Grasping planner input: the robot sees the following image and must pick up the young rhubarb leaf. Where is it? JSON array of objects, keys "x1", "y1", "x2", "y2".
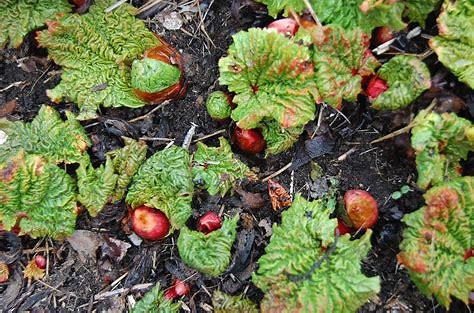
[
  {"x1": 0, "y1": 151, "x2": 77, "y2": 239},
  {"x1": 252, "y1": 195, "x2": 380, "y2": 312},
  {"x1": 132, "y1": 283, "x2": 180, "y2": 313},
  {"x1": 36, "y1": 0, "x2": 176, "y2": 119},
  {"x1": 76, "y1": 156, "x2": 118, "y2": 217},
  {"x1": 212, "y1": 290, "x2": 258, "y2": 313},
  {"x1": 106, "y1": 137, "x2": 147, "y2": 202},
  {"x1": 260, "y1": 119, "x2": 304, "y2": 156},
  {"x1": 192, "y1": 137, "x2": 254, "y2": 197},
  {"x1": 370, "y1": 56, "x2": 431, "y2": 110},
  {"x1": 177, "y1": 215, "x2": 239, "y2": 277},
  {"x1": 126, "y1": 146, "x2": 193, "y2": 230},
  {"x1": 205, "y1": 91, "x2": 233, "y2": 121},
  {"x1": 397, "y1": 176, "x2": 474, "y2": 308},
  {"x1": 308, "y1": 25, "x2": 379, "y2": 108},
  {"x1": 0, "y1": 105, "x2": 91, "y2": 164},
  {"x1": 429, "y1": 0, "x2": 474, "y2": 89},
  {"x1": 219, "y1": 28, "x2": 320, "y2": 130},
  {"x1": 0, "y1": 0, "x2": 72, "y2": 49},
  {"x1": 411, "y1": 110, "x2": 474, "y2": 189},
  {"x1": 403, "y1": 0, "x2": 441, "y2": 27}
]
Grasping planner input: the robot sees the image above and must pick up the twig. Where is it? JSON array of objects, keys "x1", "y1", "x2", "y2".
[
  {"x1": 336, "y1": 147, "x2": 357, "y2": 162},
  {"x1": 262, "y1": 162, "x2": 293, "y2": 182},
  {"x1": 128, "y1": 101, "x2": 169, "y2": 123},
  {"x1": 0, "y1": 81, "x2": 27, "y2": 93},
  {"x1": 182, "y1": 122, "x2": 198, "y2": 150},
  {"x1": 138, "y1": 136, "x2": 175, "y2": 142},
  {"x1": 302, "y1": 0, "x2": 321, "y2": 26},
  {"x1": 192, "y1": 129, "x2": 226, "y2": 143},
  {"x1": 110, "y1": 271, "x2": 129, "y2": 288},
  {"x1": 311, "y1": 104, "x2": 325, "y2": 139},
  {"x1": 105, "y1": 0, "x2": 128, "y2": 13},
  {"x1": 94, "y1": 283, "x2": 153, "y2": 300},
  {"x1": 137, "y1": 0, "x2": 163, "y2": 14},
  {"x1": 195, "y1": 0, "x2": 216, "y2": 48}
]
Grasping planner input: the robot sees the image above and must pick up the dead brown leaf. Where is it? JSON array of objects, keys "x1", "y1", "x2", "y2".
[
  {"x1": 235, "y1": 188, "x2": 265, "y2": 209},
  {"x1": 0, "y1": 99, "x2": 17, "y2": 117},
  {"x1": 268, "y1": 179, "x2": 292, "y2": 211}
]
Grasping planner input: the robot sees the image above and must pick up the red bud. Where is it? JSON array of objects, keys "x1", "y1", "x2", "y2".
[{"x1": 197, "y1": 212, "x2": 222, "y2": 234}]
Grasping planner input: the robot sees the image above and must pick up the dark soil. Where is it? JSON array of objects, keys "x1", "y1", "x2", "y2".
[{"x1": 0, "y1": 1, "x2": 473, "y2": 312}]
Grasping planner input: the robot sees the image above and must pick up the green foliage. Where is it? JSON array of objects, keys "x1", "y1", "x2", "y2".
[
  {"x1": 309, "y1": 25, "x2": 379, "y2": 108},
  {"x1": 371, "y1": 56, "x2": 431, "y2": 110},
  {"x1": 205, "y1": 91, "x2": 232, "y2": 120},
  {"x1": 219, "y1": 28, "x2": 320, "y2": 130},
  {"x1": 403, "y1": 0, "x2": 441, "y2": 27},
  {"x1": 36, "y1": 0, "x2": 162, "y2": 119},
  {"x1": 132, "y1": 283, "x2": 180, "y2": 313},
  {"x1": 76, "y1": 157, "x2": 118, "y2": 217},
  {"x1": 0, "y1": 0, "x2": 72, "y2": 49},
  {"x1": 411, "y1": 110, "x2": 474, "y2": 189},
  {"x1": 126, "y1": 146, "x2": 194, "y2": 230},
  {"x1": 131, "y1": 57, "x2": 181, "y2": 93},
  {"x1": 107, "y1": 137, "x2": 148, "y2": 202},
  {"x1": 177, "y1": 215, "x2": 239, "y2": 277},
  {"x1": 0, "y1": 151, "x2": 77, "y2": 239},
  {"x1": 0, "y1": 105, "x2": 91, "y2": 164},
  {"x1": 252, "y1": 195, "x2": 380, "y2": 312},
  {"x1": 260, "y1": 119, "x2": 303, "y2": 156},
  {"x1": 429, "y1": 0, "x2": 474, "y2": 88},
  {"x1": 398, "y1": 177, "x2": 474, "y2": 308},
  {"x1": 192, "y1": 137, "x2": 253, "y2": 197},
  {"x1": 212, "y1": 291, "x2": 258, "y2": 313}
]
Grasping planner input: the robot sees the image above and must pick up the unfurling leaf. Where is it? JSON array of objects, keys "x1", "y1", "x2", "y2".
[
  {"x1": 397, "y1": 177, "x2": 474, "y2": 308},
  {"x1": 132, "y1": 283, "x2": 180, "y2": 313},
  {"x1": 0, "y1": 105, "x2": 91, "y2": 164},
  {"x1": 0, "y1": 0, "x2": 72, "y2": 49},
  {"x1": 370, "y1": 56, "x2": 431, "y2": 110},
  {"x1": 36, "y1": 0, "x2": 171, "y2": 119},
  {"x1": 429, "y1": 0, "x2": 474, "y2": 89},
  {"x1": 260, "y1": 119, "x2": 303, "y2": 156},
  {"x1": 205, "y1": 91, "x2": 233, "y2": 121},
  {"x1": 126, "y1": 146, "x2": 194, "y2": 230},
  {"x1": 268, "y1": 179, "x2": 292, "y2": 211},
  {"x1": 212, "y1": 290, "x2": 258, "y2": 313},
  {"x1": 177, "y1": 215, "x2": 239, "y2": 277},
  {"x1": 192, "y1": 137, "x2": 254, "y2": 197},
  {"x1": 76, "y1": 157, "x2": 118, "y2": 217},
  {"x1": 308, "y1": 25, "x2": 379, "y2": 108},
  {"x1": 252, "y1": 195, "x2": 380, "y2": 312},
  {"x1": 0, "y1": 151, "x2": 77, "y2": 239},
  {"x1": 411, "y1": 110, "x2": 474, "y2": 189},
  {"x1": 219, "y1": 28, "x2": 320, "y2": 130}
]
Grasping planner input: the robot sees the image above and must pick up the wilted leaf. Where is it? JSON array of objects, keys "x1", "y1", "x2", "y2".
[
  {"x1": 268, "y1": 179, "x2": 292, "y2": 211},
  {"x1": 67, "y1": 230, "x2": 101, "y2": 263},
  {"x1": 193, "y1": 137, "x2": 254, "y2": 196},
  {"x1": 235, "y1": 188, "x2": 265, "y2": 209},
  {"x1": 398, "y1": 177, "x2": 474, "y2": 308},
  {"x1": 23, "y1": 259, "x2": 45, "y2": 282},
  {"x1": 177, "y1": 215, "x2": 239, "y2": 277},
  {"x1": 132, "y1": 283, "x2": 180, "y2": 313},
  {"x1": 0, "y1": 0, "x2": 72, "y2": 49}
]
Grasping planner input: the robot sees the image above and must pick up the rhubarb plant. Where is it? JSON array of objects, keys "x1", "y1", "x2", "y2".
[
  {"x1": 0, "y1": 105, "x2": 90, "y2": 164},
  {"x1": 177, "y1": 215, "x2": 239, "y2": 277},
  {"x1": 126, "y1": 146, "x2": 194, "y2": 230},
  {"x1": 429, "y1": 0, "x2": 474, "y2": 89},
  {"x1": 260, "y1": 119, "x2": 303, "y2": 156},
  {"x1": 36, "y1": 0, "x2": 184, "y2": 119},
  {"x1": 0, "y1": 151, "x2": 77, "y2": 239},
  {"x1": 132, "y1": 283, "x2": 180, "y2": 313},
  {"x1": 0, "y1": 0, "x2": 72, "y2": 49},
  {"x1": 252, "y1": 195, "x2": 380, "y2": 312},
  {"x1": 397, "y1": 176, "x2": 474, "y2": 308},
  {"x1": 212, "y1": 291, "x2": 258, "y2": 313},
  {"x1": 411, "y1": 110, "x2": 474, "y2": 189},
  {"x1": 369, "y1": 56, "x2": 431, "y2": 110},
  {"x1": 192, "y1": 137, "x2": 254, "y2": 197}
]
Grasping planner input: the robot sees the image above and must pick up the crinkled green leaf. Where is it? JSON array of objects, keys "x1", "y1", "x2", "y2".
[
  {"x1": 0, "y1": 105, "x2": 91, "y2": 164},
  {"x1": 205, "y1": 91, "x2": 232, "y2": 120},
  {"x1": 252, "y1": 195, "x2": 380, "y2": 312},
  {"x1": 429, "y1": 0, "x2": 474, "y2": 88},
  {"x1": 0, "y1": 151, "x2": 77, "y2": 239},
  {"x1": 260, "y1": 119, "x2": 303, "y2": 156},
  {"x1": 132, "y1": 283, "x2": 180, "y2": 313},
  {"x1": 192, "y1": 137, "x2": 253, "y2": 197},
  {"x1": 309, "y1": 25, "x2": 379, "y2": 108},
  {"x1": 219, "y1": 28, "x2": 320, "y2": 130},
  {"x1": 398, "y1": 177, "x2": 474, "y2": 308},
  {"x1": 0, "y1": 0, "x2": 72, "y2": 49},
  {"x1": 131, "y1": 57, "x2": 181, "y2": 94},
  {"x1": 257, "y1": 0, "x2": 405, "y2": 33},
  {"x1": 403, "y1": 0, "x2": 441, "y2": 27},
  {"x1": 212, "y1": 291, "x2": 258, "y2": 313},
  {"x1": 177, "y1": 215, "x2": 239, "y2": 277},
  {"x1": 36, "y1": 0, "x2": 162, "y2": 119},
  {"x1": 106, "y1": 137, "x2": 147, "y2": 202},
  {"x1": 126, "y1": 146, "x2": 193, "y2": 230},
  {"x1": 371, "y1": 56, "x2": 431, "y2": 110},
  {"x1": 411, "y1": 110, "x2": 474, "y2": 189},
  {"x1": 76, "y1": 157, "x2": 118, "y2": 217}
]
